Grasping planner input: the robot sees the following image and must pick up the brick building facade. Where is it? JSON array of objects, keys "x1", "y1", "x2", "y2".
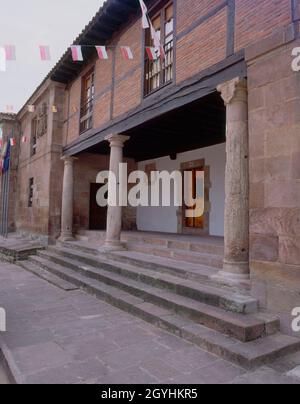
[{"x1": 1, "y1": 0, "x2": 300, "y2": 336}]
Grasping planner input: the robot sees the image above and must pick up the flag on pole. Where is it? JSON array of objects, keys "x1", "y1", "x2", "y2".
[
  {"x1": 120, "y1": 46, "x2": 133, "y2": 60},
  {"x1": 10, "y1": 138, "x2": 16, "y2": 147},
  {"x1": 139, "y1": 0, "x2": 150, "y2": 29},
  {"x1": 2, "y1": 141, "x2": 10, "y2": 173},
  {"x1": 0, "y1": 48, "x2": 6, "y2": 72},
  {"x1": 39, "y1": 45, "x2": 51, "y2": 61},
  {"x1": 146, "y1": 47, "x2": 158, "y2": 61},
  {"x1": 71, "y1": 46, "x2": 83, "y2": 61},
  {"x1": 4, "y1": 45, "x2": 16, "y2": 61},
  {"x1": 96, "y1": 46, "x2": 108, "y2": 60}
]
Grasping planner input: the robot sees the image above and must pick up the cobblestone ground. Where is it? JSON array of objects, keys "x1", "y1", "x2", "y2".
[{"x1": 0, "y1": 262, "x2": 299, "y2": 384}]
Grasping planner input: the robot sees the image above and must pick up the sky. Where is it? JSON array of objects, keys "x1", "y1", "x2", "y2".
[{"x1": 0, "y1": 0, "x2": 105, "y2": 112}]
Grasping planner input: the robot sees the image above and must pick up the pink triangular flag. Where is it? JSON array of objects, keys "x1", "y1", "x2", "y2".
[
  {"x1": 4, "y1": 45, "x2": 16, "y2": 61},
  {"x1": 39, "y1": 45, "x2": 51, "y2": 61},
  {"x1": 120, "y1": 46, "x2": 133, "y2": 60},
  {"x1": 71, "y1": 46, "x2": 83, "y2": 62},
  {"x1": 96, "y1": 46, "x2": 108, "y2": 60}
]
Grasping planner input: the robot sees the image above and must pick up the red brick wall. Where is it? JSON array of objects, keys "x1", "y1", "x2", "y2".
[
  {"x1": 177, "y1": 0, "x2": 225, "y2": 34},
  {"x1": 176, "y1": 8, "x2": 227, "y2": 83},
  {"x1": 235, "y1": 0, "x2": 292, "y2": 52}
]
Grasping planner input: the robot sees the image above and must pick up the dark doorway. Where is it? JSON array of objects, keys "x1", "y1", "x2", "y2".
[{"x1": 89, "y1": 183, "x2": 107, "y2": 230}]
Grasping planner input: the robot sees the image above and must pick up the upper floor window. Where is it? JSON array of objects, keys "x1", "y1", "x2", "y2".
[
  {"x1": 144, "y1": 1, "x2": 174, "y2": 96},
  {"x1": 31, "y1": 117, "x2": 37, "y2": 157},
  {"x1": 28, "y1": 177, "x2": 34, "y2": 207},
  {"x1": 80, "y1": 69, "x2": 95, "y2": 134}
]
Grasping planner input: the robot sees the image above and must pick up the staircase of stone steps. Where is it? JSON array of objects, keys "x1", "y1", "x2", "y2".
[
  {"x1": 17, "y1": 240, "x2": 300, "y2": 369},
  {"x1": 76, "y1": 230, "x2": 225, "y2": 269}
]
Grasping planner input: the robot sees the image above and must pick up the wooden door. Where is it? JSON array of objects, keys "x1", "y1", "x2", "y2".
[{"x1": 183, "y1": 167, "x2": 205, "y2": 229}]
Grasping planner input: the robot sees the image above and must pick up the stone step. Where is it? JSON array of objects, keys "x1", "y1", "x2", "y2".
[
  {"x1": 126, "y1": 242, "x2": 224, "y2": 268},
  {"x1": 22, "y1": 254, "x2": 300, "y2": 369},
  {"x1": 124, "y1": 234, "x2": 225, "y2": 255},
  {"x1": 58, "y1": 241, "x2": 218, "y2": 282},
  {"x1": 33, "y1": 251, "x2": 278, "y2": 342},
  {"x1": 18, "y1": 260, "x2": 78, "y2": 291},
  {"x1": 77, "y1": 230, "x2": 224, "y2": 253},
  {"x1": 47, "y1": 246, "x2": 258, "y2": 314}
]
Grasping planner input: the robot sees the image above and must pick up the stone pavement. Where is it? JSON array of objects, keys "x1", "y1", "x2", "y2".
[{"x1": 0, "y1": 261, "x2": 299, "y2": 384}]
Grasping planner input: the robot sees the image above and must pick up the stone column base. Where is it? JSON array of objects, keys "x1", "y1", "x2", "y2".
[
  {"x1": 99, "y1": 241, "x2": 127, "y2": 253},
  {"x1": 58, "y1": 234, "x2": 75, "y2": 243},
  {"x1": 211, "y1": 261, "x2": 250, "y2": 288}
]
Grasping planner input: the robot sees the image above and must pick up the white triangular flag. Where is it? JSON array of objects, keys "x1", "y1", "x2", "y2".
[{"x1": 139, "y1": 0, "x2": 150, "y2": 29}]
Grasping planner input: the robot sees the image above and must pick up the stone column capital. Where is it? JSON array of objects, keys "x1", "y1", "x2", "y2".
[
  {"x1": 105, "y1": 134, "x2": 130, "y2": 148},
  {"x1": 61, "y1": 156, "x2": 78, "y2": 166},
  {"x1": 217, "y1": 77, "x2": 247, "y2": 105}
]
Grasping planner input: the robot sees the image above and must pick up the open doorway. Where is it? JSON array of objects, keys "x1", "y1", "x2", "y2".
[{"x1": 89, "y1": 183, "x2": 107, "y2": 230}]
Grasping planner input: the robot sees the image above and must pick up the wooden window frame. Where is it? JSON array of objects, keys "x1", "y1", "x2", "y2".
[
  {"x1": 28, "y1": 178, "x2": 34, "y2": 208},
  {"x1": 31, "y1": 117, "x2": 37, "y2": 157},
  {"x1": 80, "y1": 69, "x2": 95, "y2": 135},
  {"x1": 144, "y1": 0, "x2": 174, "y2": 97}
]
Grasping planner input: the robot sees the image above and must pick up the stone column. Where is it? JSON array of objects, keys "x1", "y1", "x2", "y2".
[
  {"x1": 59, "y1": 156, "x2": 77, "y2": 242},
  {"x1": 213, "y1": 77, "x2": 250, "y2": 285},
  {"x1": 103, "y1": 134, "x2": 130, "y2": 251}
]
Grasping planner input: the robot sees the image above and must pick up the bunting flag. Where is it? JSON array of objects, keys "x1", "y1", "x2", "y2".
[
  {"x1": 146, "y1": 47, "x2": 158, "y2": 61},
  {"x1": 120, "y1": 46, "x2": 133, "y2": 60},
  {"x1": 10, "y1": 138, "x2": 16, "y2": 147},
  {"x1": 28, "y1": 105, "x2": 35, "y2": 113},
  {"x1": 96, "y1": 46, "x2": 108, "y2": 60},
  {"x1": 0, "y1": 47, "x2": 6, "y2": 72},
  {"x1": 71, "y1": 45, "x2": 83, "y2": 62},
  {"x1": 39, "y1": 45, "x2": 51, "y2": 61},
  {"x1": 139, "y1": 0, "x2": 150, "y2": 29},
  {"x1": 5, "y1": 105, "x2": 14, "y2": 113},
  {"x1": 5, "y1": 45, "x2": 16, "y2": 61}
]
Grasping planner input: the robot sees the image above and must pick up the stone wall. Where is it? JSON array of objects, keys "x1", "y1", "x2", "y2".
[
  {"x1": 16, "y1": 82, "x2": 65, "y2": 243},
  {"x1": 73, "y1": 153, "x2": 137, "y2": 233},
  {"x1": 246, "y1": 25, "x2": 300, "y2": 333}
]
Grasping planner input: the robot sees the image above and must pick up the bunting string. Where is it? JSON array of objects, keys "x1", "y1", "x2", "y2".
[{"x1": 0, "y1": 44, "x2": 160, "y2": 65}]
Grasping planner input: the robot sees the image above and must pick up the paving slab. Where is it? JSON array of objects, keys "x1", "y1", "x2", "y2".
[{"x1": 0, "y1": 261, "x2": 299, "y2": 384}]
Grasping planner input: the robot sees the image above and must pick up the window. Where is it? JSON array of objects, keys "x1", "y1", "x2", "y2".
[
  {"x1": 28, "y1": 178, "x2": 34, "y2": 207},
  {"x1": 80, "y1": 70, "x2": 95, "y2": 134},
  {"x1": 31, "y1": 118, "x2": 37, "y2": 156},
  {"x1": 144, "y1": 2, "x2": 174, "y2": 96}
]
